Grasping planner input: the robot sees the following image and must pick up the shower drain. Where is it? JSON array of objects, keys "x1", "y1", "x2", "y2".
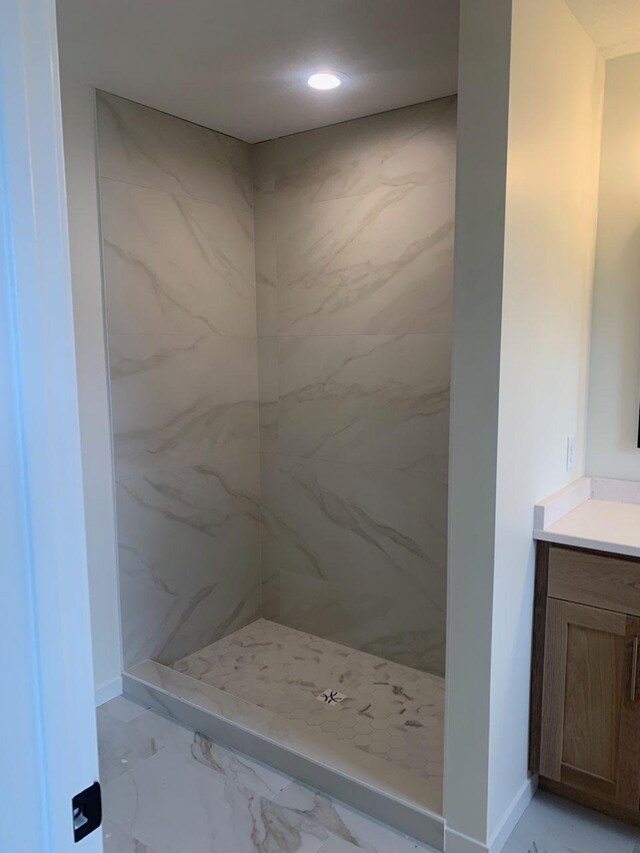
[{"x1": 316, "y1": 688, "x2": 347, "y2": 705}]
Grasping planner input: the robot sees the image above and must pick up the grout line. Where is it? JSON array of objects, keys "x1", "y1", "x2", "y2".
[{"x1": 99, "y1": 173, "x2": 254, "y2": 216}]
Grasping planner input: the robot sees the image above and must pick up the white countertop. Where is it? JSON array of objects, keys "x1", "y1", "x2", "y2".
[{"x1": 534, "y1": 478, "x2": 640, "y2": 559}]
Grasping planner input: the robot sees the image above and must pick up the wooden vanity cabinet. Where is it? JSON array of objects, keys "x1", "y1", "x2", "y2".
[{"x1": 530, "y1": 543, "x2": 640, "y2": 825}]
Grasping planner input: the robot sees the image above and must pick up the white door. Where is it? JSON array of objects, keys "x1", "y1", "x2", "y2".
[{"x1": 0, "y1": 0, "x2": 102, "y2": 850}]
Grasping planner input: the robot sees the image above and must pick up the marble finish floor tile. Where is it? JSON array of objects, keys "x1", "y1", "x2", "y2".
[
  {"x1": 98, "y1": 696, "x2": 436, "y2": 853},
  {"x1": 503, "y1": 791, "x2": 640, "y2": 853},
  {"x1": 96, "y1": 706, "x2": 160, "y2": 784},
  {"x1": 98, "y1": 694, "x2": 640, "y2": 853},
  {"x1": 103, "y1": 818, "x2": 156, "y2": 852},
  {"x1": 316, "y1": 838, "x2": 426, "y2": 853},
  {"x1": 104, "y1": 695, "x2": 149, "y2": 723},
  {"x1": 172, "y1": 619, "x2": 444, "y2": 785}
]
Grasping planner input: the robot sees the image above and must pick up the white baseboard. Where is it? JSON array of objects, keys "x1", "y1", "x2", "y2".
[
  {"x1": 487, "y1": 774, "x2": 537, "y2": 853},
  {"x1": 445, "y1": 826, "x2": 488, "y2": 853},
  {"x1": 95, "y1": 675, "x2": 123, "y2": 707},
  {"x1": 445, "y1": 775, "x2": 537, "y2": 853}
]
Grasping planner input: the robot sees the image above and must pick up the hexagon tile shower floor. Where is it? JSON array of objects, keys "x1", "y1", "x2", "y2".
[{"x1": 172, "y1": 619, "x2": 444, "y2": 782}]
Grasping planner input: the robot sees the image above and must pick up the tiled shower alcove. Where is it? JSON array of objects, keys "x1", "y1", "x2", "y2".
[{"x1": 98, "y1": 87, "x2": 455, "y2": 849}]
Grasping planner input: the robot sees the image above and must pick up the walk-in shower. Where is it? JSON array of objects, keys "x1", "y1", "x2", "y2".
[{"x1": 98, "y1": 89, "x2": 455, "y2": 847}]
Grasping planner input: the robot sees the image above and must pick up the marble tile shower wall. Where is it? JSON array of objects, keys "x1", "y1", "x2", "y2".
[
  {"x1": 97, "y1": 92, "x2": 261, "y2": 668},
  {"x1": 98, "y1": 92, "x2": 455, "y2": 676},
  {"x1": 254, "y1": 97, "x2": 457, "y2": 676}
]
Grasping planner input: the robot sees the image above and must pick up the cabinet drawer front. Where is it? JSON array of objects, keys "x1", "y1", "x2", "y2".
[{"x1": 549, "y1": 547, "x2": 640, "y2": 617}]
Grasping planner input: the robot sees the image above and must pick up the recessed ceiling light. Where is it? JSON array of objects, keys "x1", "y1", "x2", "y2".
[{"x1": 307, "y1": 72, "x2": 342, "y2": 90}]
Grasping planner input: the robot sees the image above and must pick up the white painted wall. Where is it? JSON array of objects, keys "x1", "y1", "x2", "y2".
[
  {"x1": 491, "y1": 0, "x2": 603, "y2": 841},
  {"x1": 58, "y1": 66, "x2": 123, "y2": 704},
  {"x1": 586, "y1": 51, "x2": 640, "y2": 482},
  {"x1": 444, "y1": 0, "x2": 511, "y2": 848},
  {"x1": 1, "y1": 0, "x2": 101, "y2": 844},
  {"x1": 446, "y1": 1, "x2": 603, "y2": 850}
]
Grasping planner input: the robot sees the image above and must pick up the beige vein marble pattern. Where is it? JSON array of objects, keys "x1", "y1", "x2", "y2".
[
  {"x1": 101, "y1": 91, "x2": 454, "y2": 681},
  {"x1": 115, "y1": 461, "x2": 261, "y2": 667},
  {"x1": 108, "y1": 331, "x2": 261, "y2": 668},
  {"x1": 258, "y1": 97, "x2": 456, "y2": 207},
  {"x1": 99, "y1": 696, "x2": 640, "y2": 853},
  {"x1": 254, "y1": 98, "x2": 456, "y2": 676},
  {"x1": 254, "y1": 187, "x2": 278, "y2": 337},
  {"x1": 275, "y1": 181, "x2": 455, "y2": 337},
  {"x1": 260, "y1": 454, "x2": 446, "y2": 675},
  {"x1": 97, "y1": 92, "x2": 253, "y2": 212},
  {"x1": 109, "y1": 333, "x2": 259, "y2": 473},
  {"x1": 98, "y1": 695, "x2": 437, "y2": 852},
  {"x1": 257, "y1": 335, "x2": 278, "y2": 454},
  {"x1": 125, "y1": 658, "x2": 444, "y2": 828},
  {"x1": 173, "y1": 619, "x2": 444, "y2": 782},
  {"x1": 98, "y1": 92, "x2": 261, "y2": 670},
  {"x1": 101, "y1": 180, "x2": 257, "y2": 337},
  {"x1": 277, "y1": 333, "x2": 450, "y2": 473}
]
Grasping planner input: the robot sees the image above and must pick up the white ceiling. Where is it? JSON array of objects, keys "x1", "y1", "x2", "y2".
[
  {"x1": 56, "y1": 0, "x2": 459, "y2": 143},
  {"x1": 565, "y1": 0, "x2": 640, "y2": 58}
]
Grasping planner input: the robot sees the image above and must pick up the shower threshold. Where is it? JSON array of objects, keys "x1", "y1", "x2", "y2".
[{"x1": 123, "y1": 619, "x2": 445, "y2": 850}]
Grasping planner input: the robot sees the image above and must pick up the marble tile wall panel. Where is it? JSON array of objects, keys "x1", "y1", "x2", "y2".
[
  {"x1": 257, "y1": 336, "x2": 278, "y2": 455},
  {"x1": 116, "y1": 469, "x2": 261, "y2": 667},
  {"x1": 254, "y1": 186, "x2": 278, "y2": 338},
  {"x1": 277, "y1": 333, "x2": 450, "y2": 475},
  {"x1": 260, "y1": 455, "x2": 447, "y2": 675},
  {"x1": 97, "y1": 92, "x2": 253, "y2": 212},
  {"x1": 101, "y1": 179, "x2": 257, "y2": 337},
  {"x1": 263, "y1": 97, "x2": 456, "y2": 208},
  {"x1": 100, "y1": 91, "x2": 454, "y2": 676},
  {"x1": 254, "y1": 98, "x2": 456, "y2": 675},
  {"x1": 275, "y1": 181, "x2": 455, "y2": 337},
  {"x1": 109, "y1": 333, "x2": 259, "y2": 476},
  {"x1": 253, "y1": 147, "x2": 281, "y2": 624},
  {"x1": 257, "y1": 335, "x2": 280, "y2": 621},
  {"x1": 98, "y1": 92, "x2": 260, "y2": 669}
]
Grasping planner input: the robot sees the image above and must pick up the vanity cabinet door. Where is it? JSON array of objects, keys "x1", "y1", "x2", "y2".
[{"x1": 540, "y1": 598, "x2": 640, "y2": 810}]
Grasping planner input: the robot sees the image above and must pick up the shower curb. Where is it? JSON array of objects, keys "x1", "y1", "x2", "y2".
[{"x1": 123, "y1": 660, "x2": 445, "y2": 850}]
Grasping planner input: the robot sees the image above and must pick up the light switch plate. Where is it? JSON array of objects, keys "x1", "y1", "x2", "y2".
[{"x1": 566, "y1": 435, "x2": 576, "y2": 472}]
